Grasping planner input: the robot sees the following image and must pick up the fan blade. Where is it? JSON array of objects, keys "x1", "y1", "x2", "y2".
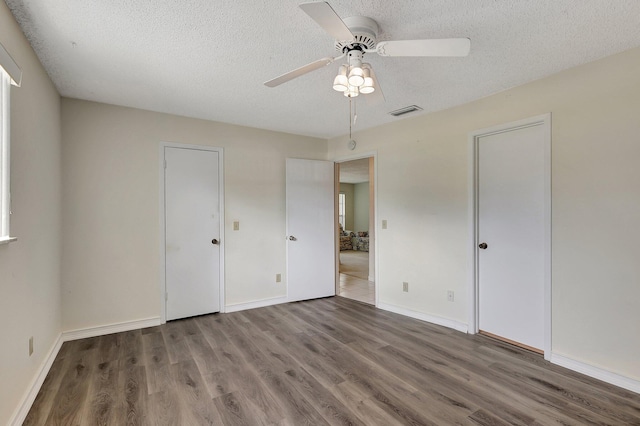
[
  {"x1": 376, "y1": 38, "x2": 470, "y2": 57},
  {"x1": 299, "y1": 1, "x2": 354, "y2": 41},
  {"x1": 264, "y1": 57, "x2": 336, "y2": 87}
]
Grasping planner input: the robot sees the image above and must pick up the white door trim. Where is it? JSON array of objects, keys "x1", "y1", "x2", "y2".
[
  {"x1": 159, "y1": 142, "x2": 225, "y2": 323},
  {"x1": 333, "y1": 151, "x2": 378, "y2": 308},
  {"x1": 467, "y1": 114, "x2": 551, "y2": 359}
]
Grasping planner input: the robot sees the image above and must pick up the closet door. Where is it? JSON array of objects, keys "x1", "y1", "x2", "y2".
[
  {"x1": 165, "y1": 146, "x2": 221, "y2": 320},
  {"x1": 478, "y1": 122, "x2": 546, "y2": 351}
]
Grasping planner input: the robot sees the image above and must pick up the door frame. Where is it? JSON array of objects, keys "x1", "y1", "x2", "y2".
[
  {"x1": 333, "y1": 151, "x2": 378, "y2": 307},
  {"x1": 467, "y1": 114, "x2": 551, "y2": 359},
  {"x1": 159, "y1": 142, "x2": 225, "y2": 323}
]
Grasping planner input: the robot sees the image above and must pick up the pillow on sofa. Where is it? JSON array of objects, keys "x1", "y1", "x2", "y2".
[
  {"x1": 356, "y1": 237, "x2": 369, "y2": 252},
  {"x1": 340, "y1": 236, "x2": 353, "y2": 250},
  {"x1": 357, "y1": 231, "x2": 368, "y2": 237}
]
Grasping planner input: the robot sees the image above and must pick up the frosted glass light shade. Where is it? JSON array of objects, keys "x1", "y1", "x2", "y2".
[
  {"x1": 333, "y1": 74, "x2": 348, "y2": 92},
  {"x1": 348, "y1": 66, "x2": 364, "y2": 87},
  {"x1": 360, "y1": 67, "x2": 374, "y2": 93},
  {"x1": 333, "y1": 65, "x2": 348, "y2": 91},
  {"x1": 344, "y1": 85, "x2": 359, "y2": 97},
  {"x1": 360, "y1": 77, "x2": 375, "y2": 94}
]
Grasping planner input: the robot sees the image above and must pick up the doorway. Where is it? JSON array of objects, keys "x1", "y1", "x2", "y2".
[
  {"x1": 160, "y1": 143, "x2": 225, "y2": 322},
  {"x1": 469, "y1": 114, "x2": 551, "y2": 358},
  {"x1": 337, "y1": 157, "x2": 375, "y2": 305}
]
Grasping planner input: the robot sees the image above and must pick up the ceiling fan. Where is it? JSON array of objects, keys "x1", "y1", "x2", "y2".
[{"x1": 264, "y1": 1, "x2": 471, "y2": 98}]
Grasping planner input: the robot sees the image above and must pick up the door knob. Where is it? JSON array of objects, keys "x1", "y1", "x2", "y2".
[
  {"x1": 211, "y1": 239, "x2": 219, "y2": 245},
  {"x1": 288, "y1": 236, "x2": 297, "y2": 241},
  {"x1": 478, "y1": 242, "x2": 488, "y2": 249}
]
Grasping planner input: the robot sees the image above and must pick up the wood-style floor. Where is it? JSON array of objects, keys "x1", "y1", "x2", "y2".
[{"x1": 25, "y1": 297, "x2": 640, "y2": 425}]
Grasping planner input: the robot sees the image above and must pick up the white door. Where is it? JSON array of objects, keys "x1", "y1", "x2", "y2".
[
  {"x1": 478, "y1": 123, "x2": 546, "y2": 351},
  {"x1": 286, "y1": 158, "x2": 335, "y2": 302},
  {"x1": 165, "y1": 146, "x2": 221, "y2": 320}
]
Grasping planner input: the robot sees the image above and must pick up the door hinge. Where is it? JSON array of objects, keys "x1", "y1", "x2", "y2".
[
  {"x1": 164, "y1": 159, "x2": 167, "y2": 169},
  {"x1": 165, "y1": 292, "x2": 168, "y2": 301}
]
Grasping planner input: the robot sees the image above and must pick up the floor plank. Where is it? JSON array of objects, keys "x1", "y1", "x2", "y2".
[
  {"x1": 25, "y1": 297, "x2": 640, "y2": 425},
  {"x1": 44, "y1": 348, "x2": 97, "y2": 425}
]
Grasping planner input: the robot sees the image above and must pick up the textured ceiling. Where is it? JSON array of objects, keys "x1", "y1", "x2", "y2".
[{"x1": 5, "y1": 0, "x2": 640, "y2": 139}]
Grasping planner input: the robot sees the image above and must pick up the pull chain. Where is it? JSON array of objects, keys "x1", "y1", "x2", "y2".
[
  {"x1": 353, "y1": 98, "x2": 358, "y2": 125},
  {"x1": 349, "y1": 98, "x2": 352, "y2": 140}
]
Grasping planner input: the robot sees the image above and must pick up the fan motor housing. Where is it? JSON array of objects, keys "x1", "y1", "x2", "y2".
[{"x1": 335, "y1": 16, "x2": 379, "y2": 52}]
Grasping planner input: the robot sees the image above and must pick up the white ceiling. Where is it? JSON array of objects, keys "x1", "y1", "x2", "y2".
[
  {"x1": 339, "y1": 158, "x2": 369, "y2": 184},
  {"x1": 5, "y1": 1, "x2": 640, "y2": 139}
]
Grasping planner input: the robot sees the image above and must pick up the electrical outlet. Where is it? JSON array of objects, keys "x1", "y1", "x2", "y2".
[
  {"x1": 29, "y1": 337, "x2": 33, "y2": 356},
  {"x1": 276, "y1": 273, "x2": 281, "y2": 283},
  {"x1": 447, "y1": 291, "x2": 455, "y2": 302},
  {"x1": 233, "y1": 221, "x2": 240, "y2": 231},
  {"x1": 403, "y1": 282, "x2": 409, "y2": 292},
  {"x1": 382, "y1": 220, "x2": 388, "y2": 229}
]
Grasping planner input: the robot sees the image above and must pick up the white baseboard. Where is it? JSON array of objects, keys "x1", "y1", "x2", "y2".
[
  {"x1": 10, "y1": 317, "x2": 162, "y2": 424},
  {"x1": 62, "y1": 317, "x2": 161, "y2": 342},
  {"x1": 10, "y1": 333, "x2": 63, "y2": 426},
  {"x1": 551, "y1": 354, "x2": 640, "y2": 394},
  {"x1": 225, "y1": 296, "x2": 288, "y2": 313},
  {"x1": 10, "y1": 311, "x2": 639, "y2": 426},
  {"x1": 378, "y1": 302, "x2": 469, "y2": 334}
]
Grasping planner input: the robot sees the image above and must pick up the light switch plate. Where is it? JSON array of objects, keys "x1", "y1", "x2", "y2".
[{"x1": 233, "y1": 221, "x2": 239, "y2": 231}]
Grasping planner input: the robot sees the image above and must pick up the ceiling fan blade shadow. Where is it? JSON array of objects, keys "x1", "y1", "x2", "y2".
[
  {"x1": 367, "y1": 67, "x2": 385, "y2": 105},
  {"x1": 376, "y1": 38, "x2": 470, "y2": 57},
  {"x1": 264, "y1": 57, "x2": 336, "y2": 87},
  {"x1": 299, "y1": 1, "x2": 354, "y2": 41}
]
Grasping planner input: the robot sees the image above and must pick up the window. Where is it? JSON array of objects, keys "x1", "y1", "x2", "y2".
[
  {"x1": 0, "y1": 42, "x2": 21, "y2": 243},
  {"x1": 338, "y1": 193, "x2": 346, "y2": 228}
]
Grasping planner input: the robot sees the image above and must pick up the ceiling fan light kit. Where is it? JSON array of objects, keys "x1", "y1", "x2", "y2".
[
  {"x1": 336, "y1": 51, "x2": 375, "y2": 97},
  {"x1": 344, "y1": 85, "x2": 359, "y2": 98},
  {"x1": 347, "y1": 51, "x2": 365, "y2": 86},
  {"x1": 264, "y1": 1, "x2": 470, "y2": 101},
  {"x1": 359, "y1": 68, "x2": 374, "y2": 94},
  {"x1": 332, "y1": 65, "x2": 349, "y2": 91}
]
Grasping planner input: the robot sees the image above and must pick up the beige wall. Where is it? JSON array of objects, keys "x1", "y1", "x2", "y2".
[
  {"x1": 3, "y1": 6, "x2": 640, "y2": 420},
  {"x1": 339, "y1": 182, "x2": 354, "y2": 231},
  {"x1": 353, "y1": 182, "x2": 369, "y2": 233},
  {"x1": 0, "y1": 3, "x2": 62, "y2": 424},
  {"x1": 61, "y1": 99, "x2": 326, "y2": 330},
  {"x1": 328, "y1": 47, "x2": 640, "y2": 381}
]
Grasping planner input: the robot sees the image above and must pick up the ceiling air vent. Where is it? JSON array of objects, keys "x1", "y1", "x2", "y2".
[{"x1": 388, "y1": 105, "x2": 423, "y2": 117}]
